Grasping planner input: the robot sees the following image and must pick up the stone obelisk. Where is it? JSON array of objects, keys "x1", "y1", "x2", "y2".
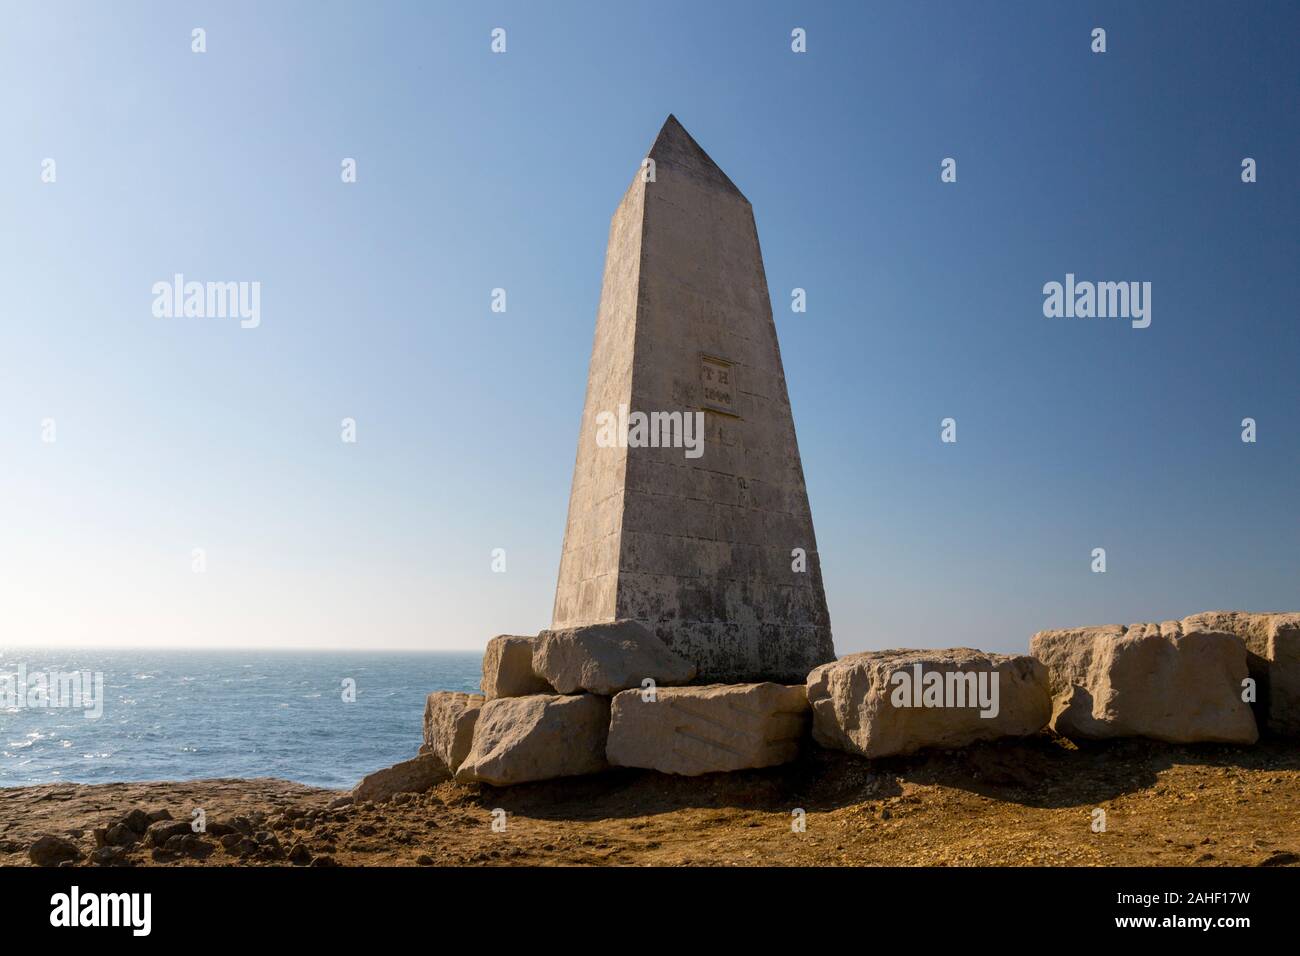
[{"x1": 552, "y1": 115, "x2": 834, "y2": 683}]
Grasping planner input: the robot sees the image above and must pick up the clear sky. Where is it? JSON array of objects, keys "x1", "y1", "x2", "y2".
[{"x1": 2, "y1": 1, "x2": 1296, "y2": 654}]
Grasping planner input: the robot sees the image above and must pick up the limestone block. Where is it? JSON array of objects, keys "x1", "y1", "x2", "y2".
[
  {"x1": 606, "y1": 682, "x2": 808, "y2": 775},
  {"x1": 481, "y1": 635, "x2": 553, "y2": 698},
  {"x1": 1181, "y1": 611, "x2": 1300, "y2": 736},
  {"x1": 422, "y1": 691, "x2": 484, "y2": 773},
  {"x1": 1031, "y1": 622, "x2": 1257, "y2": 744},
  {"x1": 455, "y1": 694, "x2": 610, "y2": 786},
  {"x1": 532, "y1": 619, "x2": 696, "y2": 695},
  {"x1": 807, "y1": 648, "x2": 1051, "y2": 758}
]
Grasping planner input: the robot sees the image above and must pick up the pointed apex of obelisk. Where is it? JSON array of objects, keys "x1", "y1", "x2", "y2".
[{"x1": 646, "y1": 114, "x2": 747, "y2": 202}]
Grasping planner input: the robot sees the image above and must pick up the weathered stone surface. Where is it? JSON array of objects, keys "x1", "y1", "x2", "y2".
[
  {"x1": 1181, "y1": 611, "x2": 1300, "y2": 736},
  {"x1": 119, "y1": 809, "x2": 152, "y2": 834},
  {"x1": 29, "y1": 834, "x2": 81, "y2": 867},
  {"x1": 455, "y1": 694, "x2": 609, "y2": 786},
  {"x1": 481, "y1": 635, "x2": 554, "y2": 698},
  {"x1": 145, "y1": 819, "x2": 193, "y2": 847},
  {"x1": 422, "y1": 691, "x2": 484, "y2": 772},
  {"x1": 532, "y1": 619, "x2": 696, "y2": 695},
  {"x1": 90, "y1": 846, "x2": 127, "y2": 866},
  {"x1": 550, "y1": 115, "x2": 835, "y2": 684},
  {"x1": 351, "y1": 753, "x2": 449, "y2": 803},
  {"x1": 607, "y1": 682, "x2": 808, "y2": 775},
  {"x1": 104, "y1": 823, "x2": 139, "y2": 847},
  {"x1": 1031, "y1": 622, "x2": 1258, "y2": 744},
  {"x1": 807, "y1": 648, "x2": 1051, "y2": 758}
]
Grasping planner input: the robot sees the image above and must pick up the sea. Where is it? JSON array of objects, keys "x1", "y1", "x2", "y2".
[{"x1": 0, "y1": 648, "x2": 483, "y2": 790}]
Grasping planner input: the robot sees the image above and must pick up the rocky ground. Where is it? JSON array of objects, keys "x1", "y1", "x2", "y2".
[{"x1": 4, "y1": 735, "x2": 1299, "y2": 867}]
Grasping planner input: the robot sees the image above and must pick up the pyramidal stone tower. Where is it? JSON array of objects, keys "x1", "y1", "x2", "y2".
[{"x1": 552, "y1": 115, "x2": 834, "y2": 683}]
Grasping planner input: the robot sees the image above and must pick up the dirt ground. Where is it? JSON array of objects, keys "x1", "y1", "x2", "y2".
[{"x1": 4, "y1": 735, "x2": 1299, "y2": 867}]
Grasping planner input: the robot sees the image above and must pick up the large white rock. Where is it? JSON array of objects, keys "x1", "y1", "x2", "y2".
[
  {"x1": 1181, "y1": 611, "x2": 1300, "y2": 736},
  {"x1": 454, "y1": 694, "x2": 610, "y2": 786},
  {"x1": 422, "y1": 691, "x2": 484, "y2": 773},
  {"x1": 1031, "y1": 621, "x2": 1258, "y2": 744},
  {"x1": 532, "y1": 620, "x2": 697, "y2": 696},
  {"x1": 606, "y1": 682, "x2": 808, "y2": 775},
  {"x1": 481, "y1": 635, "x2": 554, "y2": 699},
  {"x1": 807, "y1": 648, "x2": 1051, "y2": 758}
]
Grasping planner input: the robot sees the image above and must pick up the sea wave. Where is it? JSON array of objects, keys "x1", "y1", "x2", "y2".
[{"x1": 0, "y1": 649, "x2": 482, "y2": 789}]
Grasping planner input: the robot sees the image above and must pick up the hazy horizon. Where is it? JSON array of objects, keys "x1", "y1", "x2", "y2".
[
  {"x1": 0, "y1": 642, "x2": 485, "y2": 653},
  {"x1": 4, "y1": 1, "x2": 1297, "y2": 657}
]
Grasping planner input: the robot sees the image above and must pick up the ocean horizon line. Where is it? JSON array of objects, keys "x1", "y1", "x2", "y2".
[{"x1": 0, "y1": 644, "x2": 486, "y2": 655}]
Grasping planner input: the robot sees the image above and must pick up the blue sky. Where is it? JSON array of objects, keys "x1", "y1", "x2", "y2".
[{"x1": 2, "y1": 1, "x2": 1296, "y2": 654}]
